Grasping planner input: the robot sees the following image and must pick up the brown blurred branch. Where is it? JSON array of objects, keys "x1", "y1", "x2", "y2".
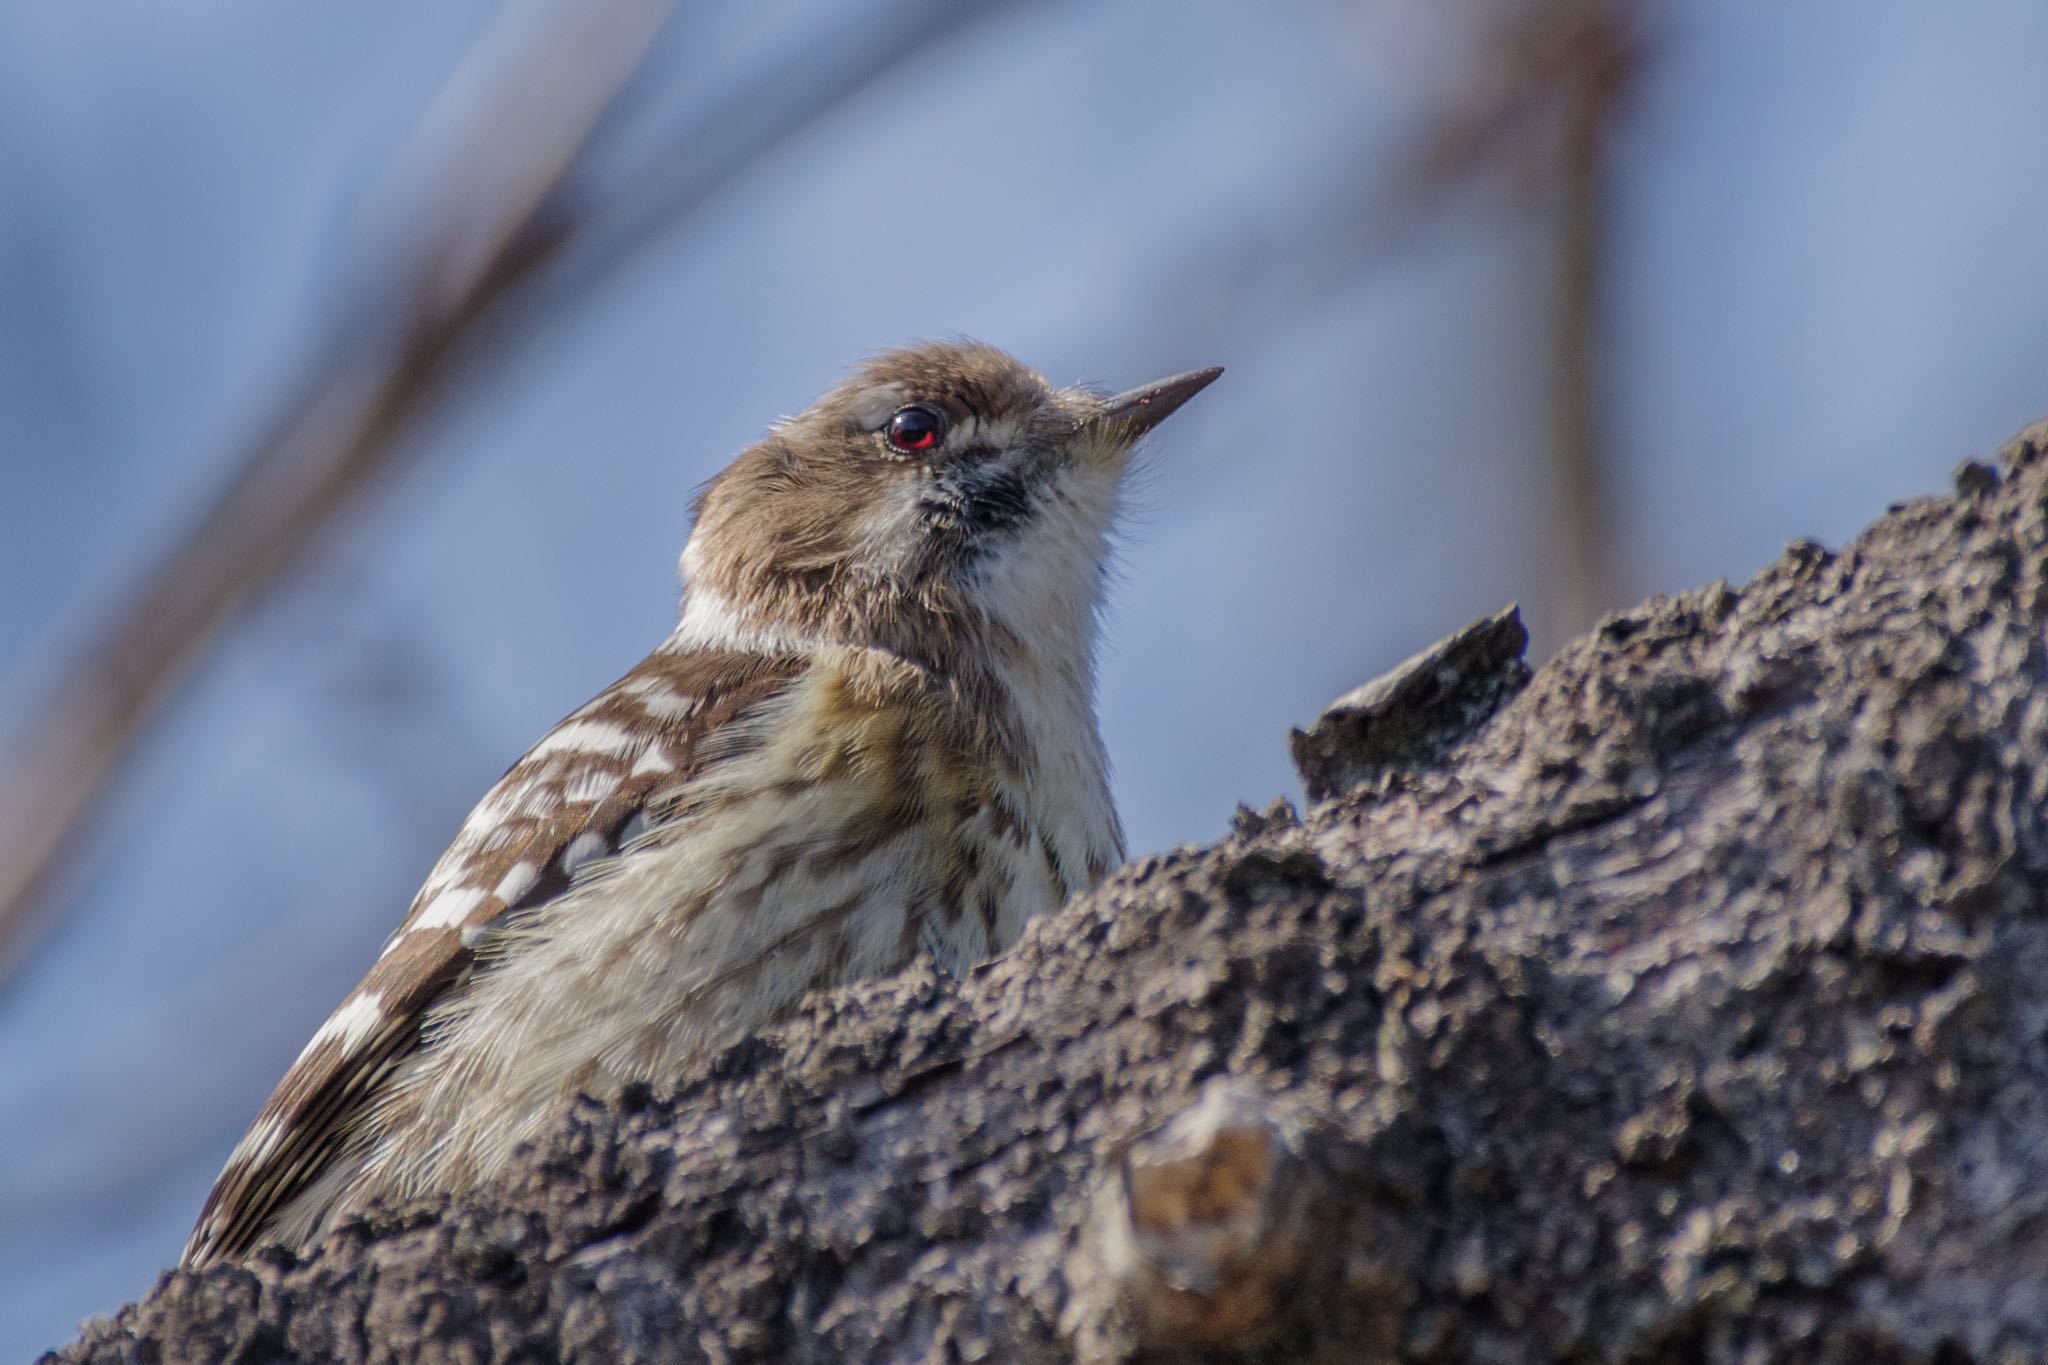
[
  {"x1": 0, "y1": 0, "x2": 676, "y2": 983},
  {"x1": 499, "y1": 0, "x2": 1018, "y2": 338},
  {"x1": 1547, "y1": 0, "x2": 1639, "y2": 639},
  {"x1": 1411, "y1": 0, "x2": 1647, "y2": 645},
  {"x1": 0, "y1": 0, "x2": 1038, "y2": 988}
]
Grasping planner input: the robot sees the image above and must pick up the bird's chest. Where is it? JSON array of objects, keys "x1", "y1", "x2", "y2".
[
  {"x1": 399, "y1": 652, "x2": 1119, "y2": 1164},
  {"x1": 623, "y1": 649, "x2": 1119, "y2": 979},
  {"x1": 927, "y1": 672, "x2": 1122, "y2": 968}
]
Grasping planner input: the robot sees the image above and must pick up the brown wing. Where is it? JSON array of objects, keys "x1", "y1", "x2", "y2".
[{"x1": 183, "y1": 646, "x2": 802, "y2": 1265}]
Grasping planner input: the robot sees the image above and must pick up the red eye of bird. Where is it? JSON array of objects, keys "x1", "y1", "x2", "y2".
[{"x1": 885, "y1": 405, "x2": 944, "y2": 453}]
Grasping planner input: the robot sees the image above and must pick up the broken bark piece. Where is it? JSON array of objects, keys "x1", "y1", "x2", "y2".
[
  {"x1": 1087, "y1": 1079, "x2": 1313, "y2": 1352},
  {"x1": 1289, "y1": 604, "x2": 1530, "y2": 802}
]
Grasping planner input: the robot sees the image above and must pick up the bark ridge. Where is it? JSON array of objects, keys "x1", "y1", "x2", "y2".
[{"x1": 50, "y1": 425, "x2": 2048, "y2": 1363}]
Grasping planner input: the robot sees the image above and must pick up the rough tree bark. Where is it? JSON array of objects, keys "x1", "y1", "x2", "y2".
[{"x1": 51, "y1": 422, "x2": 2048, "y2": 1363}]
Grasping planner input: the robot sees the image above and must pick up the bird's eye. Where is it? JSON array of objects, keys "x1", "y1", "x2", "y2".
[{"x1": 885, "y1": 405, "x2": 945, "y2": 454}]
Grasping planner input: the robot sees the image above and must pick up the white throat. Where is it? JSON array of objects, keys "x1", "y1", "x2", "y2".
[{"x1": 967, "y1": 465, "x2": 1126, "y2": 884}]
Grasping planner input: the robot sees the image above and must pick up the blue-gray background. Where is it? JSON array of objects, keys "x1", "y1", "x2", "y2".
[{"x1": 3, "y1": 1, "x2": 2045, "y2": 1354}]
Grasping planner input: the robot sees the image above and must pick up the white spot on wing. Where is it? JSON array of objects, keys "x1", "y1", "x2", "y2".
[
  {"x1": 631, "y1": 687, "x2": 700, "y2": 722},
  {"x1": 494, "y1": 861, "x2": 540, "y2": 905},
  {"x1": 231, "y1": 1110, "x2": 289, "y2": 1167},
  {"x1": 297, "y1": 991, "x2": 385, "y2": 1063},
  {"x1": 472, "y1": 778, "x2": 532, "y2": 825},
  {"x1": 526, "y1": 719, "x2": 640, "y2": 762},
  {"x1": 415, "y1": 884, "x2": 488, "y2": 930},
  {"x1": 515, "y1": 782, "x2": 564, "y2": 819},
  {"x1": 565, "y1": 768, "x2": 622, "y2": 805},
  {"x1": 561, "y1": 831, "x2": 610, "y2": 876},
  {"x1": 415, "y1": 858, "x2": 464, "y2": 900},
  {"x1": 631, "y1": 748, "x2": 674, "y2": 777}
]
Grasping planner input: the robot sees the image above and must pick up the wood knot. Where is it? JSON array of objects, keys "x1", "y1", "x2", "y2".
[{"x1": 1088, "y1": 1079, "x2": 1312, "y2": 1351}]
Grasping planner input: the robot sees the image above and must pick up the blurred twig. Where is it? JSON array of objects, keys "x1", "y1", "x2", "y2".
[
  {"x1": 1548, "y1": 0, "x2": 1639, "y2": 639},
  {"x1": 0, "y1": 0, "x2": 1026, "y2": 987},
  {"x1": 0, "y1": 0, "x2": 675, "y2": 984},
  {"x1": 494, "y1": 0, "x2": 1016, "y2": 339},
  {"x1": 1412, "y1": 0, "x2": 1647, "y2": 643}
]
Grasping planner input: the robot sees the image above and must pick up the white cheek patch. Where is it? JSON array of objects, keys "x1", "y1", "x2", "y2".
[
  {"x1": 671, "y1": 579, "x2": 827, "y2": 655},
  {"x1": 679, "y1": 535, "x2": 706, "y2": 584},
  {"x1": 853, "y1": 476, "x2": 929, "y2": 564},
  {"x1": 672, "y1": 582, "x2": 751, "y2": 650}
]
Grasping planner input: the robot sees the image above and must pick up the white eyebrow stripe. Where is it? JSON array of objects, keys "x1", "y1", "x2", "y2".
[
  {"x1": 956, "y1": 415, "x2": 1021, "y2": 452},
  {"x1": 846, "y1": 383, "x2": 908, "y2": 429}
]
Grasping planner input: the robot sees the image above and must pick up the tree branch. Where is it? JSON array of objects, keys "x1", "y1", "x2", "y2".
[{"x1": 55, "y1": 424, "x2": 2048, "y2": 1361}]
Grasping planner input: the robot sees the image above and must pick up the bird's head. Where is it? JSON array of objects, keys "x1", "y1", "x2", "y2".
[{"x1": 678, "y1": 341, "x2": 1221, "y2": 675}]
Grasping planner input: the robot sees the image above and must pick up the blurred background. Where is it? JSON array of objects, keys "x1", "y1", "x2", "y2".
[{"x1": 2, "y1": 0, "x2": 2045, "y2": 1352}]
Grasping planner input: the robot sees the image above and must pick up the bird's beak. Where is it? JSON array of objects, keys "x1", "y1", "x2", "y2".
[{"x1": 1084, "y1": 365, "x2": 1224, "y2": 444}]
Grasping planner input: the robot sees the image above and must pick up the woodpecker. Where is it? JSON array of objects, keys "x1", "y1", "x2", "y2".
[{"x1": 184, "y1": 341, "x2": 1221, "y2": 1265}]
